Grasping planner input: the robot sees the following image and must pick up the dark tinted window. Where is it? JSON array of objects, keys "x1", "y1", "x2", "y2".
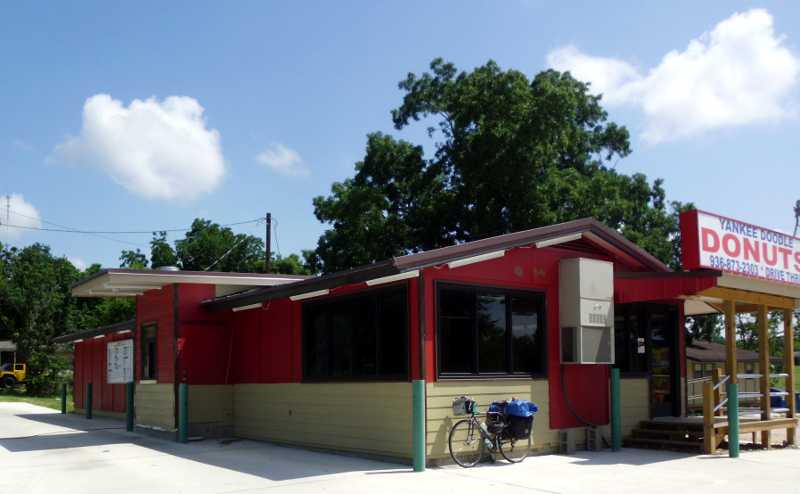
[
  {"x1": 438, "y1": 285, "x2": 546, "y2": 376},
  {"x1": 303, "y1": 286, "x2": 408, "y2": 380},
  {"x1": 613, "y1": 305, "x2": 647, "y2": 373},
  {"x1": 141, "y1": 324, "x2": 157, "y2": 380}
]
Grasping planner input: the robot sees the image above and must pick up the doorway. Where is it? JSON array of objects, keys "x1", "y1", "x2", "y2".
[{"x1": 614, "y1": 303, "x2": 681, "y2": 417}]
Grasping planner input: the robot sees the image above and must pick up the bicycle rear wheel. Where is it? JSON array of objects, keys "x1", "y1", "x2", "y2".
[
  {"x1": 448, "y1": 418, "x2": 484, "y2": 467},
  {"x1": 499, "y1": 433, "x2": 531, "y2": 463}
]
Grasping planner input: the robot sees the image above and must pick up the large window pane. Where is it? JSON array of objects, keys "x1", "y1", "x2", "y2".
[
  {"x1": 477, "y1": 294, "x2": 506, "y2": 372},
  {"x1": 303, "y1": 286, "x2": 408, "y2": 380},
  {"x1": 438, "y1": 285, "x2": 546, "y2": 377},
  {"x1": 511, "y1": 295, "x2": 543, "y2": 373},
  {"x1": 378, "y1": 289, "x2": 407, "y2": 376}
]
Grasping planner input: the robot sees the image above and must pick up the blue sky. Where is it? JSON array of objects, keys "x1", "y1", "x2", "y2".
[{"x1": 2, "y1": 1, "x2": 800, "y2": 270}]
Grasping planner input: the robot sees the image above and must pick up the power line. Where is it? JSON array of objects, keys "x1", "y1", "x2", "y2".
[
  {"x1": 4, "y1": 207, "x2": 145, "y2": 248},
  {"x1": 1, "y1": 211, "x2": 264, "y2": 235}
]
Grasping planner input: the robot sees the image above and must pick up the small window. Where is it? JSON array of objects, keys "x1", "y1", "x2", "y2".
[
  {"x1": 141, "y1": 324, "x2": 158, "y2": 380},
  {"x1": 438, "y1": 284, "x2": 546, "y2": 377},
  {"x1": 14, "y1": 364, "x2": 24, "y2": 371}
]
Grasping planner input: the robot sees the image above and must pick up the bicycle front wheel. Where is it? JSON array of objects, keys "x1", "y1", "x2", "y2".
[
  {"x1": 499, "y1": 433, "x2": 531, "y2": 463},
  {"x1": 448, "y1": 418, "x2": 484, "y2": 468}
]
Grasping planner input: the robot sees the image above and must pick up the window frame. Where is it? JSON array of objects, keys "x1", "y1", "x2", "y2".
[
  {"x1": 435, "y1": 281, "x2": 548, "y2": 380},
  {"x1": 140, "y1": 323, "x2": 158, "y2": 381},
  {"x1": 300, "y1": 284, "x2": 410, "y2": 383}
]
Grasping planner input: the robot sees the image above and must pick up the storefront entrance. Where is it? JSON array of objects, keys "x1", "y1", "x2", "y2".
[{"x1": 615, "y1": 303, "x2": 681, "y2": 417}]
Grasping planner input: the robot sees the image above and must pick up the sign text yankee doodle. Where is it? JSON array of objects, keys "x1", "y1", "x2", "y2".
[{"x1": 697, "y1": 212, "x2": 800, "y2": 285}]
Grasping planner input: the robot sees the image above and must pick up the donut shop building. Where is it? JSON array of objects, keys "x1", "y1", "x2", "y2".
[{"x1": 57, "y1": 210, "x2": 798, "y2": 462}]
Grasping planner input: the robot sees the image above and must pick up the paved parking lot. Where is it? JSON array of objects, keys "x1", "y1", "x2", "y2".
[{"x1": 2, "y1": 402, "x2": 799, "y2": 494}]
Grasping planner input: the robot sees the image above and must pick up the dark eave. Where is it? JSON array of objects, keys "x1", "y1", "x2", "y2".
[
  {"x1": 52, "y1": 319, "x2": 136, "y2": 344},
  {"x1": 204, "y1": 218, "x2": 668, "y2": 312}
]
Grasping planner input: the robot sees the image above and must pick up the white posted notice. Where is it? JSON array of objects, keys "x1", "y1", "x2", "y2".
[{"x1": 107, "y1": 339, "x2": 134, "y2": 384}]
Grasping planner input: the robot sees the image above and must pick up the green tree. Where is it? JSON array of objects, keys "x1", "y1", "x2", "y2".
[
  {"x1": 0, "y1": 244, "x2": 77, "y2": 395},
  {"x1": 268, "y1": 252, "x2": 317, "y2": 275},
  {"x1": 150, "y1": 231, "x2": 177, "y2": 269},
  {"x1": 174, "y1": 219, "x2": 264, "y2": 272},
  {"x1": 312, "y1": 59, "x2": 686, "y2": 272},
  {"x1": 119, "y1": 249, "x2": 148, "y2": 269}
]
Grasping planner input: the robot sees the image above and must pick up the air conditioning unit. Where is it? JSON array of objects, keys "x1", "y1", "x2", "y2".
[{"x1": 559, "y1": 258, "x2": 614, "y2": 364}]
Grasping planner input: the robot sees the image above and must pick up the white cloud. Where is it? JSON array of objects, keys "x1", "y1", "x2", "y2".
[
  {"x1": 68, "y1": 256, "x2": 88, "y2": 272},
  {"x1": 256, "y1": 143, "x2": 310, "y2": 177},
  {"x1": 547, "y1": 9, "x2": 800, "y2": 143},
  {"x1": 0, "y1": 194, "x2": 41, "y2": 242},
  {"x1": 54, "y1": 94, "x2": 226, "y2": 200}
]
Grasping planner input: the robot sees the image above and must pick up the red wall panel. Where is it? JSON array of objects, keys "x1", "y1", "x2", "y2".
[
  {"x1": 135, "y1": 286, "x2": 175, "y2": 383},
  {"x1": 71, "y1": 333, "x2": 130, "y2": 413}
]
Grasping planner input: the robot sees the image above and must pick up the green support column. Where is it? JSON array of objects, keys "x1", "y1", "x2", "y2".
[
  {"x1": 178, "y1": 382, "x2": 188, "y2": 443},
  {"x1": 61, "y1": 383, "x2": 67, "y2": 414},
  {"x1": 611, "y1": 368, "x2": 622, "y2": 451},
  {"x1": 412, "y1": 379, "x2": 426, "y2": 471},
  {"x1": 85, "y1": 383, "x2": 93, "y2": 420},
  {"x1": 126, "y1": 382, "x2": 135, "y2": 432},
  {"x1": 727, "y1": 382, "x2": 739, "y2": 458}
]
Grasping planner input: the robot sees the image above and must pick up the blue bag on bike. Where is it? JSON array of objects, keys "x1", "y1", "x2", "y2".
[{"x1": 506, "y1": 399, "x2": 538, "y2": 418}]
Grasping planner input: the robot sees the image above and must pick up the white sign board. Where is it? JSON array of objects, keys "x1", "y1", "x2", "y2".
[
  {"x1": 682, "y1": 210, "x2": 800, "y2": 286},
  {"x1": 107, "y1": 339, "x2": 134, "y2": 384}
]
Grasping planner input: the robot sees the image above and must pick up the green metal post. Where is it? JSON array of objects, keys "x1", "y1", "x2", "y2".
[
  {"x1": 178, "y1": 382, "x2": 188, "y2": 443},
  {"x1": 60, "y1": 383, "x2": 67, "y2": 414},
  {"x1": 611, "y1": 368, "x2": 622, "y2": 451},
  {"x1": 412, "y1": 379, "x2": 426, "y2": 471},
  {"x1": 85, "y1": 383, "x2": 93, "y2": 420},
  {"x1": 727, "y1": 382, "x2": 739, "y2": 458},
  {"x1": 126, "y1": 382, "x2": 135, "y2": 432}
]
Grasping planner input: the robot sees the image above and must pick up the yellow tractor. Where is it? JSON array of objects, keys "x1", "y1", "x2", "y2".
[{"x1": 0, "y1": 361, "x2": 26, "y2": 388}]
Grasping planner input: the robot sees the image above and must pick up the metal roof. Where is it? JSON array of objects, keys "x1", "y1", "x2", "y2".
[
  {"x1": 204, "y1": 217, "x2": 669, "y2": 311},
  {"x1": 71, "y1": 268, "x2": 310, "y2": 298},
  {"x1": 52, "y1": 319, "x2": 136, "y2": 344},
  {"x1": 686, "y1": 340, "x2": 760, "y2": 363}
]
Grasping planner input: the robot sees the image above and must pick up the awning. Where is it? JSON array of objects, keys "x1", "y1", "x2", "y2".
[
  {"x1": 72, "y1": 268, "x2": 309, "y2": 298},
  {"x1": 52, "y1": 319, "x2": 135, "y2": 344},
  {"x1": 615, "y1": 269, "x2": 721, "y2": 307}
]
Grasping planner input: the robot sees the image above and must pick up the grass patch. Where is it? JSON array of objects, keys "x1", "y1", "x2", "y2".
[
  {"x1": 796, "y1": 368, "x2": 800, "y2": 392},
  {"x1": 0, "y1": 387, "x2": 73, "y2": 413}
]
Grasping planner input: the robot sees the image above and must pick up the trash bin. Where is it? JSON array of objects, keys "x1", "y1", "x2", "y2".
[{"x1": 770, "y1": 387, "x2": 787, "y2": 409}]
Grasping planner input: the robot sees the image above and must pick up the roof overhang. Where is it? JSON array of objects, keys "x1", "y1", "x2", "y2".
[
  {"x1": 72, "y1": 269, "x2": 308, "y2": 298},
  {"x1": 53, "y1": 319, "x2": 135, "y2": 344}
]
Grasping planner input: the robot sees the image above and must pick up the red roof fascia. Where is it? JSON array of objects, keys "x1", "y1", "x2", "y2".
[{"x1": 614, "y1": 270, "x2": 720, "y2": 304}]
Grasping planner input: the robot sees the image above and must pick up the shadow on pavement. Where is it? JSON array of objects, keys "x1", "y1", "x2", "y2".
[
  {"x1": 563, "y1": 448, "x2": 694, "y2": 466},
  {"x1": 1, "y1": 409, "x2": 407, "y2": 481}
]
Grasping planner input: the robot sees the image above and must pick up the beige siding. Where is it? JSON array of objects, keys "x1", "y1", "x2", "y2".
[
  {"x1": 620, "y1": 378, "x2": 649, "y2": 436},
  {"x1": 233, "y1": 383, "x2": 412, "y2": 460},
  {"x1": 426, "y1": 380, "x2": 555, "y2": 460},
  {"x1": 135, "y1": 383, "x2": 175, "y2": 430},
  {"x1": 188, "y1": 385, "x2": 233, "y2": 436}
]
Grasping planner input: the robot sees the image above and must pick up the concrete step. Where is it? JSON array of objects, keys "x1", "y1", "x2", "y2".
[
  {"x1": 623, "y1": 437, "x2": 704, "y2": 453},
  {"x1": 638, "y1": 420, "x2": 704, "y2": 432},
  {"x1": 631, "y1": 428, "x2": 702, "y2": 442}
]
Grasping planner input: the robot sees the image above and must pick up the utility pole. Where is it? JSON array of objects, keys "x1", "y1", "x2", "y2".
[
  {"x1": 794, "y1": 200, "x2": 800, "y2": 238},
  {"x1": 265, "y1": 212, "x2": 272, "y2": 272}
]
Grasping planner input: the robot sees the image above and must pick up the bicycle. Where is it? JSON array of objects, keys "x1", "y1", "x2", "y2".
[{"x1": 448, "y1": 396, "x2": 533, "y2": 467}]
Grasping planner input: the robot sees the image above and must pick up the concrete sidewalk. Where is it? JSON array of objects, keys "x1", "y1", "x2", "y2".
[{"x1": 1, "y1": 402, "x2": 798, "y2": 494}]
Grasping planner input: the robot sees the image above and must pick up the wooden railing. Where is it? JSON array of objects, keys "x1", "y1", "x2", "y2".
[{"x1": 702, "y1": 372, "x2": 797, "y2": 454}]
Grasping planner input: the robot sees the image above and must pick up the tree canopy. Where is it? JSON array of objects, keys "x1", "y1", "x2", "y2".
[{"x1": 311, "y1": 59, "x2": 688, "y2": 273}]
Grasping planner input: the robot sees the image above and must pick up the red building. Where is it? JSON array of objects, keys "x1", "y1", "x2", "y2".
[{"x1": 56, "y1": 214, "x2": 798, "y2": 461}]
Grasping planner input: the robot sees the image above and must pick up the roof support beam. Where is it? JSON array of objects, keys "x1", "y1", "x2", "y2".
[
  {"x1": 535, "y1": 233, "x2": 582, "y2": 248},
  {"x1": 447, "y1": 250, "x2": 505, "y2": 269},
  {"x1": 365, "y1": 270, "x2": 419, "y2": 287},
  {"x1": 289, "y1": 289, "x2": 330, "y2": 302},
  {"x1": 700, "y1": 286, "x2": 796, "y2": 310}
]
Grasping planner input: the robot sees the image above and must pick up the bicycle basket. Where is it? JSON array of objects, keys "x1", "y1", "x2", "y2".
[
  {"x1": 452, "y1": 396, "x2": 476, "y2": 416},
  {"x1": 507, "y1": 415, "x2": 533, "y2": 439}
]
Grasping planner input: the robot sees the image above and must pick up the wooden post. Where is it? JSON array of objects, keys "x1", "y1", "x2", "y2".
[
  {"x1": 785, "y1": 308, "x2": 796, "y2": 446},
  {"x1": 703, "y1": 380, "x2": 716, "y2": 454},
  {"x1": 724, "y1": 301, "x2": 737, "y2": 385},
  {"x1": 712, "y1": 367, "x2": 723, "y2": 416},
  {"x1": 758, "y1": 304, "x2": 771, "y2": 448}
]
